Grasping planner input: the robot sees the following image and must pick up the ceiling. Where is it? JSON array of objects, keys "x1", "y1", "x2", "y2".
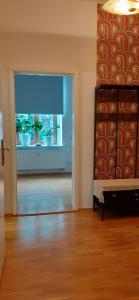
[{"x1": 0, "y1": 0, "x2": 97, "y2": 38}]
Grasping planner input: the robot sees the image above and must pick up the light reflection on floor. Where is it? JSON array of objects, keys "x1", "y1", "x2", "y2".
[
  {"x1": 16, "y1": 214, "x2": 67, "y2": 244},
  {"x1": 17, "y1": 175, "x2": 72, "y2": 215}
]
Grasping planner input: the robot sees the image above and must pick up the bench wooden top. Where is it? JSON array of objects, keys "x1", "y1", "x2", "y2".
[{"x1": 93, "y1": 179, "x2": 139, "y2": 203}]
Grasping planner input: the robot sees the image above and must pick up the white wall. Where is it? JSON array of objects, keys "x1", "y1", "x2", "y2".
[
  {"x1": 0, "y1": 1, "x2": 97, "y2": 213},
  {"x1": 81, "y1": 72, "x2": 96, "y2": 208},
  {"x1": 0, "y1": 81, "x2": 5, "y2": 280},
  {"x1": 63, "y1": 76, "x2": 73, "y2": 172}
]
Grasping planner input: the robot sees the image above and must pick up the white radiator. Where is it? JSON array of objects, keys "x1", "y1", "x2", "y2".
[{"x1": 16, "y1": 149, "x2": 66, "y2": 171}]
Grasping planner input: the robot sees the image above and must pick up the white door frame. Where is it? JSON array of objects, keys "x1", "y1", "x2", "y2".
[{"x1": 9, "y1": 66, "x2": 80, "y2": 215}]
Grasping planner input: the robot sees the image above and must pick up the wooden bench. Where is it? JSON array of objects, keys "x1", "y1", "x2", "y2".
[{"x1": 93, "y1": 179, "x2": 139, "y2": 221}]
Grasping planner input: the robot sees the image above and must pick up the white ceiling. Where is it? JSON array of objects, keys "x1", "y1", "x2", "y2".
[{"x1": 0, "y1": 0, "x2": 97, "y2": 38}]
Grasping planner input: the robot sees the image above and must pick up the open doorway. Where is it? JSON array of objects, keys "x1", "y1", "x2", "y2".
[{"x1": 14, "y1": 72, "x2": 74, "y2": 215}]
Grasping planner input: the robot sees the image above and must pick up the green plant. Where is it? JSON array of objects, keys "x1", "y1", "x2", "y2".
[
  {"x1": 43, "y1": 124, "x2": 60, "y2": 137},
  {"x1": 45, "y1": 128, "x2": 53, "y2": 137},
  {"x1": 20, "y1": 116, "x2": 32, "y2": 134},
  {"x1": 32, "y1": 120, "x2": 43, "y2": 134},
  {"x1": 16, "y1": 116, "x2": 22, "y2": 133},
  {"x1": 16, "y1": 115, "x2": 32, "y2": 134},
  {"x1": 22, "y1": 120, "x2": 32, "y2": 134}
]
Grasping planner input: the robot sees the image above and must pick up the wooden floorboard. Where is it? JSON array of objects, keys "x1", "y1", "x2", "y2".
[
  {"x1": 1, "y1": 210, "x2": 139, "y2": 299},
  {"x1": 17, "y1": 175, "x2": 72, "y2": 215}
]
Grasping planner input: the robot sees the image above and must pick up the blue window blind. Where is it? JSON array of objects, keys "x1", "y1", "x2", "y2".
[{"x1": 15, "y1": 74, "x2": 63, "y2": 114}]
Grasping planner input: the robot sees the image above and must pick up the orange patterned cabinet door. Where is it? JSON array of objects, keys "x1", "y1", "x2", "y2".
[
  {"x1": 95, "y1": 121, "x2": 116, "y2": 179},
  {"x1": 95, "y1": 85, "x2": 139, "y2": 180},
  {"x1": 96, "y1": 102, "x2": 117, "y2": 114},
  {"x1": 136, "y1": 119, "x2": 139, "y2": 178},
  {"x1": 116, "y1": 121, "x2": 137, "y2": 179},
  {"x1": 118, "y1": 89, "x2": 138, "y2": 114},
  {"x1": 96, "y1": 88, "x2": 117, "y2": 113}
]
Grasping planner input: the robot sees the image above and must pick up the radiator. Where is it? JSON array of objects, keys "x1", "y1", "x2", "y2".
[{"x1": 16, "y1": 149, "x2": 66, "y2": 171}]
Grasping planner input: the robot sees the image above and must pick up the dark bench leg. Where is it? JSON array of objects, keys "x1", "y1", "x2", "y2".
[
  {"x1": 93, "y1": 195, "x2": 96, "y2": 211},
  {"x1": 93, "y1": 196, "x2": 104, "y2": 221},
  {"x1": 100, "y1": 203, "x2": 104, "y2": 221}
]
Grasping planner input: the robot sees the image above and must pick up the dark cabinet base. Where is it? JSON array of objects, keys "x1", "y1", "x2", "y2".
[{"x1": 93, "y1": 189, "x2": 139, "y2": 220}]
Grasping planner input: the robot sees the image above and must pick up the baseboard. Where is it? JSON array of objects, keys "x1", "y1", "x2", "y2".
[
  {"x1": 17, "y1": 172, "x2": 72, "y2": 177},
  {"x1": 5, "y1": 214, "x2": 13, "y2": 217},
  {"x1": 5, "y1": 209, "x2": 79, "y2": 217},
  {"x1": 79, "y1": 208, "x2": 92, "y2": 211}
]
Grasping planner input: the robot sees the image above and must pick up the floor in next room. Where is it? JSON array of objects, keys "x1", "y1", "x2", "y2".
[{"x1": 17, "y1": 174, "x2": 72, "y2": 215}]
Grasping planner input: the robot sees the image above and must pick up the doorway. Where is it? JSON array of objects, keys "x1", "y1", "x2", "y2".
[{"x1": 9, "y1": 68, "x2": 79, "y2": 215}]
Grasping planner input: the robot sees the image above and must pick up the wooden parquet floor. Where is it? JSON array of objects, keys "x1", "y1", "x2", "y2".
[
  {"x1": 1, "y1": 210, "x2": 139, "y2": 299},
  {"x1": 17, "y1": 175, "x2": 72, "y2": 215}
]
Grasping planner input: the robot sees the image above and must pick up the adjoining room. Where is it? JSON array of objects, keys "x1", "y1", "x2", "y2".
[{"x1": 15, "y1": 73, "x2": 73, "y2": 215}]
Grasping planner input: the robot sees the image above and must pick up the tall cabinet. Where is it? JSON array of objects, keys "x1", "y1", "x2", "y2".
[{"x1": 94, "y1": 85, "x2": 139, "y2": 180}]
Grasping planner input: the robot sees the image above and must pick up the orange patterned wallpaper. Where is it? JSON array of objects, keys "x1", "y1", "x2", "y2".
[{"x1": 97, "y1": 4, "x2": 139, "y2": 85}]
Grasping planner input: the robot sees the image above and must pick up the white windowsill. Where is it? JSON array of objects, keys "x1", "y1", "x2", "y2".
[{"x1": 16, "y1": 145, "x2": 64, "y2": 150}]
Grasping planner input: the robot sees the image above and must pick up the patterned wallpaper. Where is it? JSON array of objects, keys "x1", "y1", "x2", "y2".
[{"x1": 97, "y1": 4, "x2": 139, "y2": 85}]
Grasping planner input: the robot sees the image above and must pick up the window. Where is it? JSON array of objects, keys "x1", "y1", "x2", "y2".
[{"x1": 16, "y1": 114, "x2": 63, "y2": 146}]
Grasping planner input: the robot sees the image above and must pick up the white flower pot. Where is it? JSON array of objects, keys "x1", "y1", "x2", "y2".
[
  {"x1": 20, "y1": 133, "x2": 31, "y2": 146},
  {"x1": 44, "y1": 136, "x2": 53, "y2": 146},
  {"x1": 16, "y1": 132, "x2": 20, "y2": 145}
]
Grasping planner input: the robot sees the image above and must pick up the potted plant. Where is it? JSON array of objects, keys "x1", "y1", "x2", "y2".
[
  {"x1": 43, "y1": 128, "x2": 53, "y2": 146},
  {"x1": 16, "y1": 116, "x2": 22, "y2": 144},
  {"x1": 32, "y1": 120, "x2": 43, "y2": 145},
  {"x1": 43, "y1": 125, "x2": 60, "y2": 146},
  {"x1": 20, "y1": 116, "x2": 32, "y2": 146}
]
